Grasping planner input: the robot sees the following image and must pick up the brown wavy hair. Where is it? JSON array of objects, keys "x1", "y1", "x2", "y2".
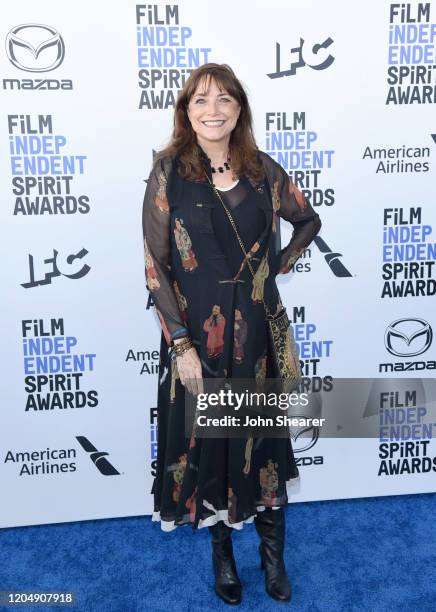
[{"x1": 155, "y1": 63, "x2": 264, "y2": 182}]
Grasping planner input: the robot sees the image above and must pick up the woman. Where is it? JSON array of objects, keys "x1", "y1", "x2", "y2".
[{"x1": 142, "y1": 63, "x2": 321, "y2": 604}]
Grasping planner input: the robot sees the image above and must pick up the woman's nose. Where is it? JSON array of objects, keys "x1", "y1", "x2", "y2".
[{"x1": 205, "y1": 99, "x2": 220, "y2": 114}]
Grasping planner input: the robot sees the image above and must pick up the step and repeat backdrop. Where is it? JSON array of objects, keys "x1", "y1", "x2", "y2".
[{"x1": 1, "y1": 0, "x2": 436, "y2": 528}]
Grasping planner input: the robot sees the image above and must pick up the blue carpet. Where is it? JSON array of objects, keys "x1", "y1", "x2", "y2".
[{"x1": 1, "y1": 492, "x2": 435, "y2": 612}]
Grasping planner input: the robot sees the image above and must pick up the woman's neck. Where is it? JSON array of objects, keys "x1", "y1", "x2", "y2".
[{"x1": 197, "y1": 138, "x2": 230, "y2": 166}]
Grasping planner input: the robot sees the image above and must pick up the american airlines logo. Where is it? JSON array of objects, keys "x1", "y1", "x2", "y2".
[
  {"x1": 313, "y1": 236, "x2": 352, "y2": 277},
  {"x1": 76, "y1": 436, "x2": 120, "y2": 476},
  {"x1": 5, "y1": 24, "x2": 65, "y2": 72}
]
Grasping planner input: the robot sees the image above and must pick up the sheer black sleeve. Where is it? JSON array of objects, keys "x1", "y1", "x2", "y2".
[
  {"x1": 262, "y1": 154, "x2": 322, "y2": 274},
  {"x1": 142, "y1": 156, "x2": 189, "y2": 344}
]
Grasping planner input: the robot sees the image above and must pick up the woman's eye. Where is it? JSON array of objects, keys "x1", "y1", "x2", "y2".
[{"x1": 193, "y1": 97, "x2": 232, "y2": 104}]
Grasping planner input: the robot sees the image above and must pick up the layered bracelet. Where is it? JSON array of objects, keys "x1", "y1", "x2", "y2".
[{"x1": 171, "y1": 336, "x2": 193, "y2": 357}]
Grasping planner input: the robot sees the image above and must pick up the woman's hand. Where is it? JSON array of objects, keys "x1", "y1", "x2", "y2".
[{"x1": 174, "y1": 338, "x2": 204, "y2": 396}]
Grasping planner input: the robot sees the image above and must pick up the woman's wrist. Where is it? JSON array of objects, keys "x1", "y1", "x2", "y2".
[
  {"x1": 171, "y1": 336, "x2": 193, "y2": 356},
  {"x1": 170, "y1": 326, "x2": 190, "y2": 342},
  {"x1": 173, "y1": 336, "x2": 189, "y2": 345}
]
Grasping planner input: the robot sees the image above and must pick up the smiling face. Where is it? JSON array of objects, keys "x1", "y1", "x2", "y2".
[{"x1": 187, "y1": 75, "x2": 241, "y2": 149}]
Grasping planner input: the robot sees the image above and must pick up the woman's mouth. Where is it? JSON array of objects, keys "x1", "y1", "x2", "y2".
[{"x1": 201, "y1": 120, "x2": 225, "y2": 127}]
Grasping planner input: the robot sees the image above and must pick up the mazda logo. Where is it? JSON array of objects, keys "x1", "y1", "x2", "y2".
[
  {"x1": 384, "y1": 318, "x2": 433, "y2": 357},
  {"x1": 288, "y1": 391, "x2": 322, "y2": 452},
  {"x1": 289, "y1": 419, "x2": 320, "y2": 452},
  {"x1": 5, "y1": 23, "x2": 65, "y2": 72}
]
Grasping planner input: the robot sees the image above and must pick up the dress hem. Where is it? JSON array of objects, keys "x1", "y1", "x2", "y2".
[
  {"x1": 152, "y1": 505, "x2": 280, "y2": 532},
  {"x1": 151, "y1": 473, "x2": 300, "y2": 532}
]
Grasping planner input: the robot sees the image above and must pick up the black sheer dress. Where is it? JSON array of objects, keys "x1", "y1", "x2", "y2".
[{"x1": 142, "y1": 149, "x2": 321, "y2": 530}]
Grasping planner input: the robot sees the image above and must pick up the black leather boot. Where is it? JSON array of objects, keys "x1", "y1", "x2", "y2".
[
  {"x1": 254, "y1": 508, "x2": 292, "y2": 602},
  {"x1": 208, "y1": 520, "x2": 242, "y2": 605}
]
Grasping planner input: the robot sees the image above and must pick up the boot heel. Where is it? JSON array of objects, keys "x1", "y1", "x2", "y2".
[{"x1": 259, "y1": 544, "x2": 264, "y2": 570}]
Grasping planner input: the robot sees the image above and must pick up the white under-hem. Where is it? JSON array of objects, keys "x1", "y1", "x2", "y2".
[{"x1": 152, "y1": 500, "x2": 282, "y2": 532}]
